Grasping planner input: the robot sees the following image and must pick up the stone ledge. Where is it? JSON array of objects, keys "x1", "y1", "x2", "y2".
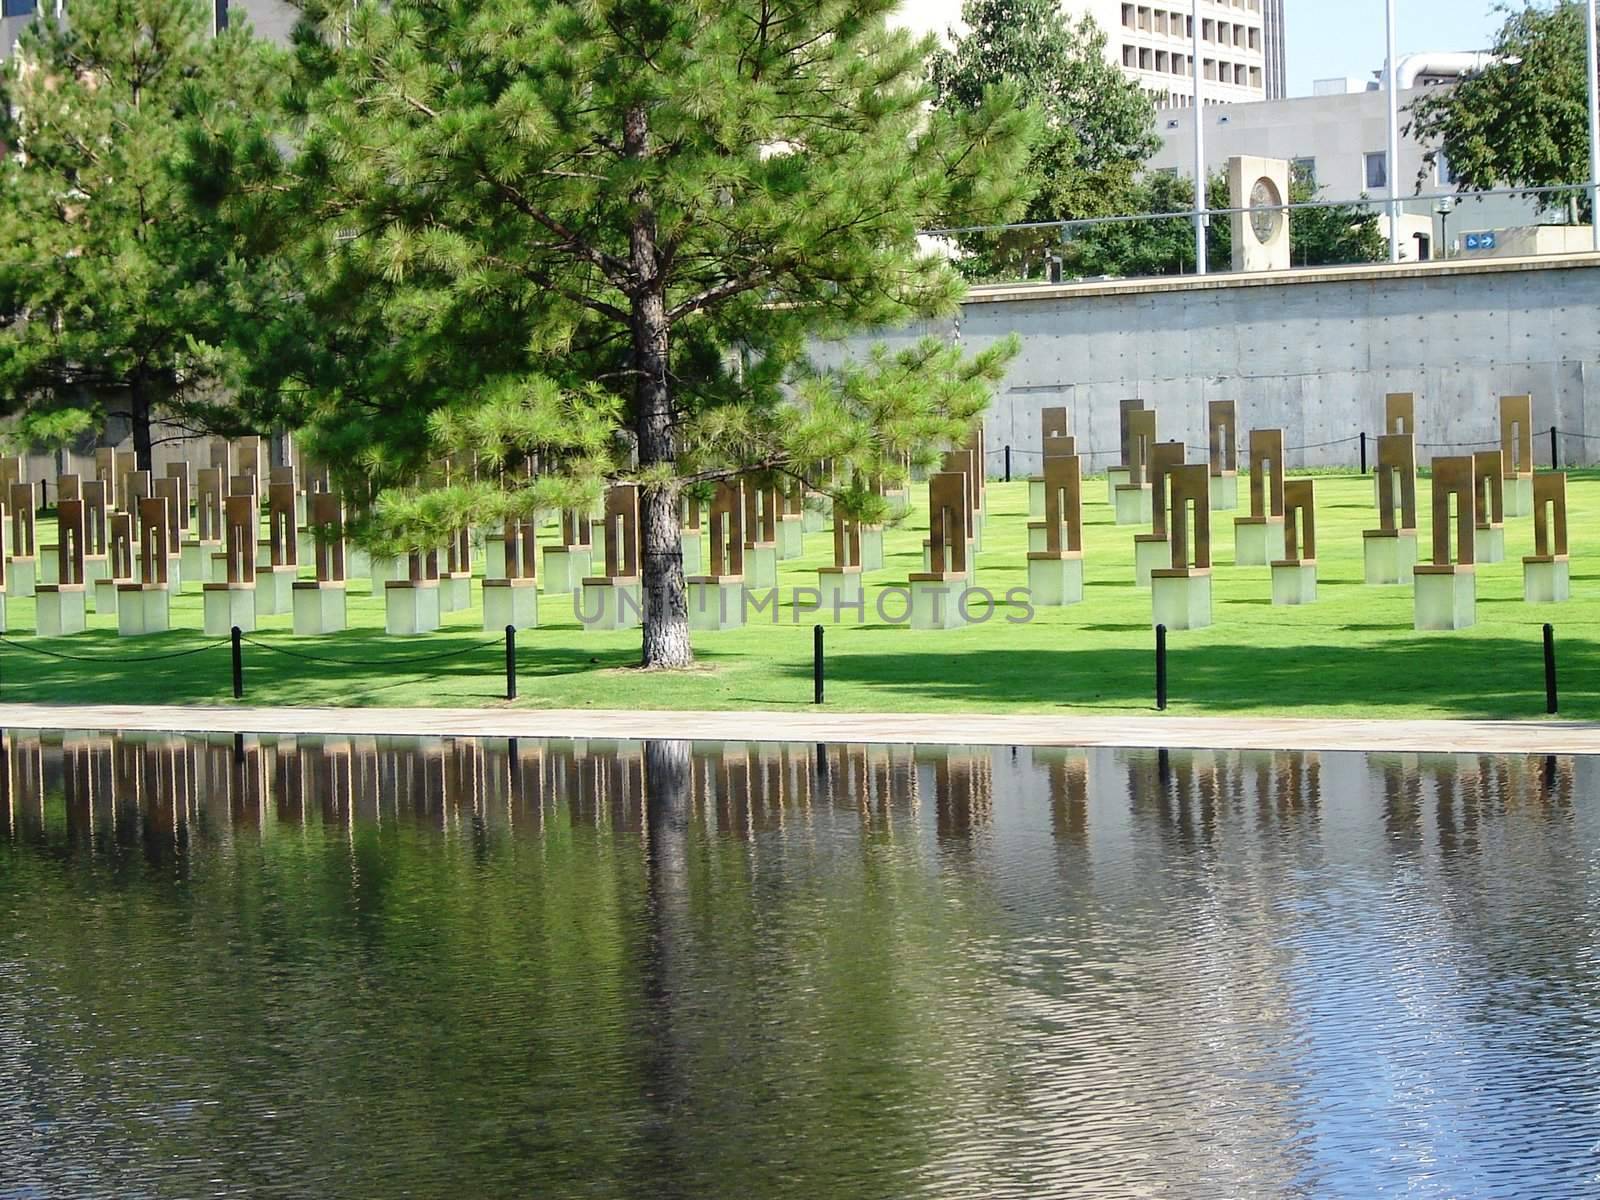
[
  {"x1": 2, "y1": 704, "x2": 1598, "y2": 755},
  {"x1": 966, "y1": 251, "x2": 1600, "y2": 304}
]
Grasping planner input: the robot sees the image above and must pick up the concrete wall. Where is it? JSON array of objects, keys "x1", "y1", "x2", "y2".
[{"x1": 818, "y1": 253, "x2": 1600, "y2": 474}]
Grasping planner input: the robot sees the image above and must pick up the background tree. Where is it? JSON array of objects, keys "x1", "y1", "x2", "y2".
[
  {"x1": 930, "y1": 0, "x2": 1159, "y2": 279},
  {"x1": 1065, "y1": 172, "x2": 1386, "y2": 278},
  {"x1": 0, "y1": 0, "x2": 290, "y2": 470},
  {"x1": 194, "y1": 0, "x2": 1032, "y2": 669},
  {"x1": 1407, "y1": 1, "x2": 1596, "y2": 221}
]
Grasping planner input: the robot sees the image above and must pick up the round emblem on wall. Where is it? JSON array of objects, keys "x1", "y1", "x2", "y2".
[{"x1": 1249, "y1": 177, "x2": 1283, "y2": 244}]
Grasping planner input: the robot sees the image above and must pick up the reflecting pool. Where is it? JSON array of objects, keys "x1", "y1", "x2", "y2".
[{"x1": 2, "y1": 733, "x2": 1599, "y2": 1198}]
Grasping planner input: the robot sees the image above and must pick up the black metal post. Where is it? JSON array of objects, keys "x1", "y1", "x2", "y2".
[
  {"x1": 1004, "y1": 445, "x2": 1012, "y2": 482},
  {"x1": 233, "y1": 731, "x2": 245, "y2": 766},
  {"x1": 1550, "y1": 425, "x2": 1559, "y2": 469},
  {"x1": 1155, "y1": 623, "x2": 1168, "y2": 711},
  {"x1": 1359, "y1": 431, "x2": 1368, "y2": 474},
  {"x1": 1544, "y1": 623, "x2": 1558, "y2": 715},
  {"x1": 231, "y1": 626, "x2": 243, "y2": 700},
  {"x1": 505, "y1": 625, "x2": 517, "y2": 701},
  {"x1": 813, "y1": 624, "x2": 824, "y2": 704}
]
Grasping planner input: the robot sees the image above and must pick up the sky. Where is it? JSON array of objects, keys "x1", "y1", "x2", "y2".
[{"x1": 1288, "y1": 0, "x2": 1505, "y2": 96}]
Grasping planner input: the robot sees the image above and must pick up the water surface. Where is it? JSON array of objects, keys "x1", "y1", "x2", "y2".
[{"x1": 2, "y1": 734, "x2": 1598, "y2": 1198}]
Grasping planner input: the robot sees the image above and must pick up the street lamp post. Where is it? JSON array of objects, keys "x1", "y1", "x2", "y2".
[
  {"x1": 1435, "y1": 196, "x2": 1455, "y2": 260},
  {"x1": 1193, "y1": 0, "x2": 1207, "y2": 275},
  {"x1": 1386, "y1": 0, "x2": 1401, "y2": 263}
]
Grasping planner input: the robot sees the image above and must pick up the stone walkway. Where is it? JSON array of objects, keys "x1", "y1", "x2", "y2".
[{"x1": 1, "y1": 704, "x2": 1598, "y2": 754}]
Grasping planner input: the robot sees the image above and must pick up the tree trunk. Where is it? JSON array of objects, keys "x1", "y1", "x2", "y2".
[
  {"x1": 627, "y1": 103, "x2": 693, "y2": 670},
  {"x1": 130, "y1": 377, "x2": 154, "y2": 472}
]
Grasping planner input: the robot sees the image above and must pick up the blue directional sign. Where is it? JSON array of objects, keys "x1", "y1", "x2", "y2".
[{"x1": 1463, "y1": 231, "x2": 1498, "y2": 252}]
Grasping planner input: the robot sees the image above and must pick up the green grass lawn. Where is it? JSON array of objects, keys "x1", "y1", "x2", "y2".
[{"x1": 4, "y1": 471, "x2": 1598, "y2": 720}]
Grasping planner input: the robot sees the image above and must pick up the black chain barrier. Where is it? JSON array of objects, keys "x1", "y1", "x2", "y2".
[
  {"x1": 239, "y1": 633, "x2": 504, "y2": 669},
  {"x1": 0, "y1": 634, "x2": 230, "y2": 663}
]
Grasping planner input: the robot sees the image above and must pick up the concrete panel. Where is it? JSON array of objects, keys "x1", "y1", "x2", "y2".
[{"x1": 821, "y1": 257, "x2": 1600, "y2": 469}]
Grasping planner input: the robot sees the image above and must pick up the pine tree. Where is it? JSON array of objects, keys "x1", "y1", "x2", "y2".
[
  {"x1": 197, "y1": 0, "x2": 1033, "y2": 668},
  {"x1": 0, "y1": 0, "x2": 290, "y2": 469}
]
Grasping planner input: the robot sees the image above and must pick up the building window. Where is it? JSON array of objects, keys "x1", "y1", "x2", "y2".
[
  {"x1": 1365, "y1": 151, "x2": 1389, "y2": 190},
  {"x1": 1292, "y1": 157, "x2": 1317, "y2": 189},
  {"x1": 1437, "y1": 151, "x2": 1458, "y2": 185},
  {"x1": 1, "y1": 0, "x2": 37, "y2": 16},
  {"x1": 1123, "y1": 44, "x2": 1137, "y2": 67},
  {"x1": 1122, "y1": 3, "x2": 1135, "y2": 27}
]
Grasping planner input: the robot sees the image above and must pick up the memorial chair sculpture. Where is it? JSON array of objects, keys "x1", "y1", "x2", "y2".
[
  {"x1": 1234, "y1": 429, "x2": 1286, "y2": 566},
  {"x1": 1209, "y1": 401, "x2": 1238, "y2": 511},
  {"x1": 1028, "y1": 407, "x2": 1071, "y2": 517},
  {"x1": 1108, "y1": 399, "x2": 1146, "y2": 505},
  {"x1": 95, "y1": 513, "x2": 135, "y2": 618},
  {"x1": 294, "y1": 492, "x2": 351, "y2": 635},
  {"x1": 1151, "y1": 464, "x2": 1213, "y2": 630},
  {"x1": 482, "y1": 512, "x2": 539, "y2": 633},
  {"x1": 189, "y1": 467, "x2": 226, "y2": 586},
  {"x1": 35, "y1": 497, "x2": 88, "y2": 636},
  {"x1": 1134, "y1": 441, "x2": 1186, "y2": 588},
  {"x1": 1271, "y1": 479, "x2": 1317, "y2": 605},
  {"x1": 441, "y1": 526, "x2": 473, "y2": 613},
  {"x1": 8, "y1": 482, "x2": 37, "y2": 598},
  {"x1": 1026, "y1": 446, "x2": 1084, "y2": 607},
  {"x1": 1375, "y1": 392, "x2": 1416, "y2": 505},
  {"x1": 117, "y1": 496, "x2": 173, "y2": 636},
  {"x1": 1364, "y1": 431, "x2": 1418, "y2": 585},
  {"x1": 1523, "y1": 473, "x2": 1570, "y2": 603},
  {"x1": 1472, "y1": 450, "x2": 1506, "y2": 564},
  {"x1": 204, "y1": 495, "x2": 261, "y2": 636},
  {"x1": 581, "y1": 483, "x2": 643, "y2": 632},
  {"x1": 910, "y1": 471, "x2": 973, "y2": 630},
  {"x1": 817, "y1": 503, "x2": 865, "y2": 617},
  {"x1": 1114, "y1": 409, "x2": 1157, "y2": 526},
  {"x1": 1414, "y1": 456, "x2": 1478, "y2": 631},
  {"x1": 1028, "y1": 433, "x2": 1076, "y2": 553},
  {"x1": 385, "y1": 548, "x2": 443, "y2": 637},
  {"x1": 859, "y1": 475, "x2": 886, "y2": 572},
  {"x1": 544, "y1": 508, "x2": 595, "y2": 596},
  {"x1": 82, "y1": 481, "x2": 110, "y2": 593},
  {"x1": 1500, "y1": 394, "x2": 1534, "y2": 518},
  {"x1": 257, "y1": 478, "x2": 301, "y2": 617},
  {"x1": 964, "y1": 422, "x2": 987, "y2": 550},
  {"x1": 777, "y1": 480, "x2": 806, "y2": 561},
  {"x1": 680, "y1": 492, "x2": 704, "y2": 577},
  {"x1": 38, "y1": 474, "x2": 77, "y2": 587},
  {"x1": 153, "y1": 476, "x2": 184, "y2": 589},
  {"x1": 741, "y1": 480, "x2": 781, "y2": 590},
  {"x1": 688, "y1": 480, "x2": 746, "y2": 632}
]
